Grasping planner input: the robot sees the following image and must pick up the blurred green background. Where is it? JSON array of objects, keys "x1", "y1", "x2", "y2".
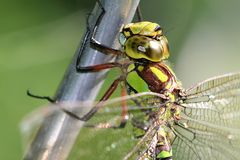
[{"x1": 0, "y1": 0, "x2": 240, "y2": 159}]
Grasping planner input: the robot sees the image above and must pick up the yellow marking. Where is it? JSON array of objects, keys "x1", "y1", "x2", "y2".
[
  {"x1": 168, "y1": 93, "x2": 175, "y2": 102},
  {"x1": 150, "y1": 67, "x2": 168, "y2": 82},
  {"x1": 127, "y1": 63, "x2": 135, "y2": 72},
  {"x1": 128, "y1": 21, "x2": 161, "y2": 36},
  {"x1": 165, "y1": 105, "x2": 172, "y2": 119},
  {"x1": 127, "y1": 72, "x2": 149, "y2": 92},
  {"x1": 157, "y1": 150, "x2": 172, "y2": 158},
  {"x1": 124, "y1": 31, "x2": 130, "y2": 37},
  {"x1": 130, "y1": 22, "x2": 150, "y2": 34},
  {"x1": 158, "y1": 141, "x2": 164, "y2": 145},
  {"x1": 137, "y1": 65, "x2": 144, "y2": 72},
  {"x1": 165, "y1": 82, "x2": 171, "y2": 90},
  {"x1": 159, "y1": 127, "x2": 166, "y2": 137},
  {"x1": 140, "y1": 22, "x2": 158, "y2": 36}
]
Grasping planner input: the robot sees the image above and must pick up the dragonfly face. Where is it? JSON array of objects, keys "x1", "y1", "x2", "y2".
[{"x1": 119, "y1": 21, "x2": 169, "y2": 62}]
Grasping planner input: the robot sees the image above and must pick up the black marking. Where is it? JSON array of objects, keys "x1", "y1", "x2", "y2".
[
  {"x1": 139, "y1": 40, "x2": 146, "y2": 46},
  {"x1": 122, "y1": 27, "x2": 134, "y2": 37},
  {"x1": 132, "y1": 41, "x2": 137, "y2": 46},
  {"x1": 154, "y1": 25, "x2": 162, "y2": 31}
]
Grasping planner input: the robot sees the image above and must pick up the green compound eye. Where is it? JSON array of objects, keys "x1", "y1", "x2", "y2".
[
  {"x1": 120, "y1": 21, "x2": 169, "y2": 62},
  {"x1": 123, "y1": 35, "x2": 169, "y2": 62}
]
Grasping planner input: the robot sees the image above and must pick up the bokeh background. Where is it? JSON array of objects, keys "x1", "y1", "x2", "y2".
[{"x1": 1, "y1": 0, "x2": 240, "y2": 159}]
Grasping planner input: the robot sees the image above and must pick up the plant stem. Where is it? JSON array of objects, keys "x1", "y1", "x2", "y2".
[{"x1": 23, "y1": 0, "x2": 140, "y2": 159}]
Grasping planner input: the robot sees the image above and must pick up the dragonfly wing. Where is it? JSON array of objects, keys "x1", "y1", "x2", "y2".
[
  {"x1": 21, "y1": 92, "x2": 166, "y2": 160},
  {"x1": 173, "y1": 72, "x2": 240, "y2": 160},
  {"x1": 122, "y1": 124, "x2": 161, "y2": 160},
  {"x1": 70, "y1": 93, "x2": 166, "y2": 160}
]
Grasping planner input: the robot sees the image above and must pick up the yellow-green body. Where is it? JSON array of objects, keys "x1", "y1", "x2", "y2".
[{"x1": 119, "y1": 21, "x2": 183, "y2": 159}]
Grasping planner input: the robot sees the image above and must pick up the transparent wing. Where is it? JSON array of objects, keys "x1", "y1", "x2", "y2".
[
  {"x1": 20, "y1": 92, "x2": 165, "y2": 160},
  {"x1": 173, "y1": 72, "x2": 240, "y2": 160},
  {"x1": 122, "y1": 124, "x2": 160, "y2": 160}
]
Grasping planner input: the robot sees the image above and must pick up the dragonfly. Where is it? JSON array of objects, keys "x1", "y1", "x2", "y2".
[
  {"x1": 23, "y1": 72, "x2": 240, "y2": 160},
  {"x1": 24, "y1": 1, "x2": 240, "y2": 160}
]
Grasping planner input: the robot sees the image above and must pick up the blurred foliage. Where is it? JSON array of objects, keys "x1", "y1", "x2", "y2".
[
  {"x1": 0, "y1": 0, "x2": 240, "y2": 159},
  {"x1": 0, "y1": 0, "x2": 94, "y2": 159}
]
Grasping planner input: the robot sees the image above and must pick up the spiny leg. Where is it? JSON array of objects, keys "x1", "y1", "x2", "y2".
[
  {"x1": 67, "y1": 1, "x2": 138, "y2": 126},
  {"x1": 68, "y1": 1, "x2": 130, "y2": 122},
  {"x1": 77, "y1": 62, "x2": 123, "y2": 72},
  {"x1": 90, "y1": 27, "x2": 123, "y2": 56},
  {"x1": 76, "y1": 0, "x2": 124, "y2": 71},
  {"x1": 26, "y1": 90, "x2": 55, "y2": 103},
  {"x1": 89, "y1": 1, "x2": 122, "y2": 56},
  {"x1": 63, "y1": 76, "x2": 124, "y2": 121},
  {"x1": 117, "y1": 82, "x2": 129, "y2": 128},
  {"x1": 75, "y1": 7, "x2": 94, "y2": 69},
  {"x1": 84, "y1": 82, "x2": 129, "y2": 129}
]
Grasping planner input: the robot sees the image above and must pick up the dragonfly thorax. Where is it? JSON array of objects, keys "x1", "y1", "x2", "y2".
[
  {"x1": 119, "y1": 21, "x2": 169, "y2": 62},
  {"x1": 135, "y1": 62, "x2": 182, "y2": 94}
]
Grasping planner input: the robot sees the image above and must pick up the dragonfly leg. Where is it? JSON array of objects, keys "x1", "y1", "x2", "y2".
[
  {"x1": 80, "y1": 82, "x2": 130, "y2": 129},
  {"x1": 90, "y1": 27, "x2": 123, "y2": 56},
  {"x1": 84, "y1": 92, "x2": 127, "y2": 129},
  {"x1": 117, "y1": 82, "x2": 129, "y2": 128},
  {"x1": 26, "y1": 90, "x2": 55, "y2": 103},
  {"x1": 77, "y1": 62, "x2": 123, "y2": 72},
  {"x1": 65, "y1": 80, "x2": 135, "y2": 129},
  {"x1": 63, "y1": 76, "x2": 124, "y2": 121},
  {"x1": 76, "y1": 0, "x2": 124, "y2": 71},
  {"x1": 89, "y1": 0, "x2": 123, "y2": 55}
]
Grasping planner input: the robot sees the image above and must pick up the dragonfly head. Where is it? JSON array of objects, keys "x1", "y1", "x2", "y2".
[{"x1": 119, "y1": 21, "x2": 169, "y2": 62}]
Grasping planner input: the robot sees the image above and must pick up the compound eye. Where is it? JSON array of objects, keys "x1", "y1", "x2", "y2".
[
  {"x1": 119, "y1": 33, "x2": 126, "y2": 45},
  {"x1": 148, "y1": 40, "x2": 163, "y2": 61},
  {"x1": 159, "y1": 36, "x2": 169, "y2": 59}
]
